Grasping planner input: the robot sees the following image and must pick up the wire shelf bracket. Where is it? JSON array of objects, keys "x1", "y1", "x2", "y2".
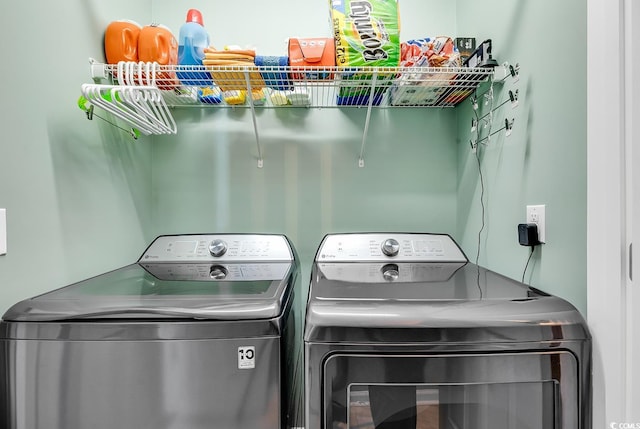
[
  {"x1": 358, "y1": 71, "x2": 378, "y2": 167},
  {"x1": 243, "y1": 70, "x2": 264, "y2": 168}
]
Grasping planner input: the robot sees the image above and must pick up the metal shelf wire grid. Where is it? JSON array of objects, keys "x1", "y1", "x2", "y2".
[{"x1": 99, "y1": 63, "x2": 494, "y2": 109}]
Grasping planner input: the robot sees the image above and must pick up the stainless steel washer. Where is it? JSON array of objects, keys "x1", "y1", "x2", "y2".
[
  {"x1": 1, "y1": 234, "x2": 300, "y2": 429},
  {"x1": 304, "y1": 233, "x2": 591, "y2": 429}
]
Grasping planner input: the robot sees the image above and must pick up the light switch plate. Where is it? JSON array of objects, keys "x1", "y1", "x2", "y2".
[{"x1": 0, "y1": 209, "x2": 6, "y2": 255}]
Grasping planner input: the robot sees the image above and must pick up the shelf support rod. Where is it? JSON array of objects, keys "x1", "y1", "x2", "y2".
[
  {"x1": 244, "y1": 69, "x2": 263, "y2": 168},
  {"x1": 358, "y1": 70, "x2": 378, "y2": 167}
]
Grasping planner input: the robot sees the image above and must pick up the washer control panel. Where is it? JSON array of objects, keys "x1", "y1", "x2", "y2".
[
  {"x1": 140, "y1": 262, "x2": 292, "y2": 281},
  {"x1": 316, "y1": 233, "x2": 467, "y2": 262},
  {"x1": 140, "y1": 234, "x2": 293, "y2": 262}
]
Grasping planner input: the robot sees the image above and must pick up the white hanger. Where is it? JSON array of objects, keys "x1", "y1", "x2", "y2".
[
  {"x1": 82, "y1": 84, "x2": 156, "y2": 134},
  {"x1": 114, "y1": 64, "x2": 165, "y2": 133},
  {"x1": 91, "y1": 61, "x2": 177, "y2": 135},
  {"x1": 115, "y1": 86, "x2": 167, "y2": 134},
  {"x1": 142, "y1": 62, "x2": 177, "y2": 133}
]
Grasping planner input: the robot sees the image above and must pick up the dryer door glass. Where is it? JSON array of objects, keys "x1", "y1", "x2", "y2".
[
  {"x1": 323, "y1": 352, "x2": 578, "y2": 429},
  {"x1": 347, "y1": 381, "x2": 556, "y2": 429}
]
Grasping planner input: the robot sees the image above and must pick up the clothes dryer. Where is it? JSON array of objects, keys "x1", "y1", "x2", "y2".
[
  {"x1": 304, "y1": 233, "x2": 591, "y2": 429},
  {"x1": 1, "y1": 234, "x2": 300, "y2": 429}
]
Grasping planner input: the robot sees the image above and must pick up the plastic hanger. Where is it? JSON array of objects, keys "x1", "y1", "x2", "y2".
[
  {"x1": 115, "y1": 65, "x2": 167, "y2": 133},
  {"x1": 143, "y1": 62, "x2": 177, "y2": 133},
  {"x1": 115, "y1": 86, "x2": 167, "y2": 134},
  {"x1": 92, "y1": 61, "x2": 176, "y2": 134},
  {"x1": 82, "y1": 84, "x2": 156, "y2": 134}
]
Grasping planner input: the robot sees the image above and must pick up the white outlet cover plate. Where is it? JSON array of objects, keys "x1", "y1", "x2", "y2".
[
  {"x1": 0, "y1": 209, "x2": 6, "y2": 255},
  {"x1": 526, "y1": 204, "x2": 546, "y2": 243}
]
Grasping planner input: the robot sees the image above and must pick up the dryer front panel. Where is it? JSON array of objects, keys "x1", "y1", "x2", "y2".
[{"x1": 317, "y1": 351, "x2": 579, "y2": 429}]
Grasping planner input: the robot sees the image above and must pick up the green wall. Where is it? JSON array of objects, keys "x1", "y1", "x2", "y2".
[
  {"x1": 151, "y1": 108, "x2": 459, "y2": 289},
  {"x1": 455, "y1": 0, "x2": 587, "y2": 313},
  {"x1": 0, "y1": 0, "x2": 587, "y2": 316},
  {"x1": 0, "y1": 0, "x2": 153, "y2": 314}
]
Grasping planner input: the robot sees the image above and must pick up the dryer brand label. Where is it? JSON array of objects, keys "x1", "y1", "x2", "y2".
[{"x1": 238, "y1": 346, "x2": 256, "y2": 369}]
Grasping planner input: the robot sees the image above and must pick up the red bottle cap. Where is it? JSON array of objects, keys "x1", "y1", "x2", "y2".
[{"x1": 186, "y1": 9, "x2": 204, "y2": 26}]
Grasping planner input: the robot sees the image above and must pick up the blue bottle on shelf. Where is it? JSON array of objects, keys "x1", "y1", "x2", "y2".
[{"x1": 177, "y1": 9, "x2": 214, "y2": 88}]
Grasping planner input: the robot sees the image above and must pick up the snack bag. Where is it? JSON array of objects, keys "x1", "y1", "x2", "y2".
[{"x1": 401, "y1": 37, "x2": 461, "y2": 68}]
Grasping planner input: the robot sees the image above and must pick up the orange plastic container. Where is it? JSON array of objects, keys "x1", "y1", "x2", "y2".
[
  {"x1": 138, "y1": 24, "x2": 179, "y2": 90},
  {"x1": 138, "y1": 24, "x2": 178, "y2": 65},
  {"x1": 104, "y1": 20, "x2": 141, "y2": 64}
]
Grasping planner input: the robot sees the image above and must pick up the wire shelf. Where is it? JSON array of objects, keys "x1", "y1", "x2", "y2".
[{"x1": 96, "y1": 63, "x2": 494, "y2": 109}]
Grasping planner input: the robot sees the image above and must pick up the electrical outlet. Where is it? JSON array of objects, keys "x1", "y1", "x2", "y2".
[{"x1": 526, "y1": 205, "x2": 546, "y2": 243}]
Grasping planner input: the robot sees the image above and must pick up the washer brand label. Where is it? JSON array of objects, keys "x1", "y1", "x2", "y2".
[{"x1": 238, "y1": 346, "x2": 256, "y2": 369}]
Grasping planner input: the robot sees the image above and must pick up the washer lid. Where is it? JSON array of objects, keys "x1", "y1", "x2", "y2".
[{"x1": 2, "y1": 262, "x2": 295, "y2": 322}]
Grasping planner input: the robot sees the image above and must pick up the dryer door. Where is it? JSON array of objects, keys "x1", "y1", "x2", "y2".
[{"x1": 322, "y1": 352, "x2": 579, "y2": 429}]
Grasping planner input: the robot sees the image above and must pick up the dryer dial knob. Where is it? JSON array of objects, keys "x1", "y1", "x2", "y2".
[
  {"x1": 382, "y1": 264, "x2": 400, "y2": 281},
  {"x1": 209, "y1": 265, "x2": 228, "y2": 280},
  {"x1": 381, "y1": 239, "x2": 400, "y2": 257},
  {"x1": 209, "y1": 239, "x2": 228, "y2": 257}
]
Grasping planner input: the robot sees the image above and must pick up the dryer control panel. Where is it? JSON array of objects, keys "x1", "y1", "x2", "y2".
[
  {"x1": 316, "y1": 233, "x2": 467, "y2": 262},
  {"x1": 139, "y1": 234, "x2": 294, "y2": 262}
]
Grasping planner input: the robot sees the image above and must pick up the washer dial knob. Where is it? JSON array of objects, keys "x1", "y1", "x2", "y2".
[
  {"x1": 381, "y1": 239, "x2": 400, "y2": 257},
  {"x1": 209, "y1": 239, "x2": 228, "y2": 257},
  {"x1": 209, "y1": 265, "x2": 228, "y2": 280}
]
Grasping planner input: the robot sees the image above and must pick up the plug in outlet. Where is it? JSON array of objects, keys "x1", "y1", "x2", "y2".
[{"x1": 526, "y1": 205, "x2": 546, "y2": 243}]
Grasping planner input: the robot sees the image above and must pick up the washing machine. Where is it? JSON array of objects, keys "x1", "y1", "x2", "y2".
[
  {"x1": 304, "y1": 233, "x2": 591, "y2": 429},
  {"x1": 0, "y1": 233, "x2": 301, "y2": 429}
]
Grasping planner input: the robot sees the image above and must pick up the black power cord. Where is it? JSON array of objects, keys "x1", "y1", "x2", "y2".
[
  {"x1": 521, "y1": 246, "x2": 536, "y2": 283},
  {"x1": 518, "y1": 223, "x2": 540, "y2": 284},
  {"x1": 472, "y1": 89, "x2": 491, "y2": 299}
]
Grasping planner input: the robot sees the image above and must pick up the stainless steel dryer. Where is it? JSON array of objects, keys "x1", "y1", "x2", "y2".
[
  {"x1": 1, "y1": 233, "x2": 301, "y2": 429},
  {"x1": 304, "y1": 233, "x2": 591, "y2": 429}
]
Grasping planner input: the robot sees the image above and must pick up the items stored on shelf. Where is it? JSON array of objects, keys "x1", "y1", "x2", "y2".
[
  {"x1": 104, "y1": 20, "x2": 141, "y2": 64},
  {"x1": 99, "y1": 4, "x2": 497, "y2": 109},
  {"x1": 401, "y1": 37, "x2": 461, "y2": 68},
  {"x1": 255, "y1": 56, "x2": 292, "y2": 91},
  {"x1": 177, "y1": 9, "x2": 213, "y2": 86},
  {"x1": 91, "y1": 61, "x2": 493, "y2": 108},
  {"x1": 330, "y1": 0, "x2": 401, "y2": 67},
  {"x1": 288, "y1": 38, "x2": 335, "y2": 80},
  {"x1": 329, "y1": 0, "x2": 401, "y2": 105}
]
